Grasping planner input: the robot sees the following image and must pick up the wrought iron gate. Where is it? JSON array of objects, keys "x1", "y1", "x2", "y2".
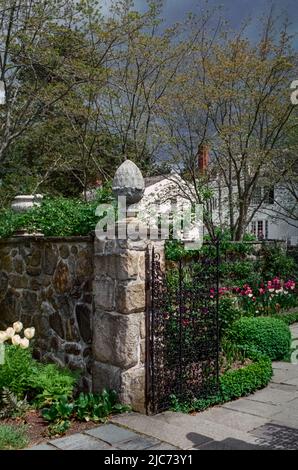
[{"x1": 146, "y1": 243, "x2": 220, "y2": 414}]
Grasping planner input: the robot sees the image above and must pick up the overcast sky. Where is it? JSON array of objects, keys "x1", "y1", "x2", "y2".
[{"x1": 103, "y1": 0, "x2": 298, "y2": 48}]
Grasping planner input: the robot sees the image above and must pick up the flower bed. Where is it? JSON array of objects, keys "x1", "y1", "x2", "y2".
[
  {"x1": 0, "y1": 321, "x2": 128, "y2": 448},
  {"x1": 215, "y1": 277, "x2": 297, "y2": 316}
]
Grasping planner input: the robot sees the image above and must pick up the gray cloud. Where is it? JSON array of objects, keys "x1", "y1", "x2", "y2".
[{"x1": 101, "y1": 1, "x2": 298, "y2": 48}]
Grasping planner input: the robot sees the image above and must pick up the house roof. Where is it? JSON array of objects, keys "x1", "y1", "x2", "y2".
[{"x1": 144, "y1": 174, "x2": 171, "y2": 188}]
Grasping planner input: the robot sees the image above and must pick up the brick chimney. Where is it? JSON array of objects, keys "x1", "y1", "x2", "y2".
[{"x1": 198, "y1": 144, "x2": 209, "y2": 175}]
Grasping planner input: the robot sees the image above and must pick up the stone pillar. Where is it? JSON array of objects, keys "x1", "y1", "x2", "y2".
[
  {"x1": 92, "y1": 237, "x2": 148, "y2": 412},
  {"x1": 92, "y1": 159, "x2": 149, "y2": 412}
]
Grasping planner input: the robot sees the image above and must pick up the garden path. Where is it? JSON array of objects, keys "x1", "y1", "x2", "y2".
[{"x1": 29, "y1": 324, "x2": 298, "y2": 450}]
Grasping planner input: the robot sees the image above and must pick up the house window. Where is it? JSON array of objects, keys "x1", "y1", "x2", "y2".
[
  {"x1": 252, "y1": 220, "x2": 269, "y2": 240},
  {"x1": 265, "y1": 220, "x2": 269, "y2": 239},
  {"x1": 211, "y1": 198, "x2": 218, "y2": 210},
  {"x1": 263, "y1": 186, "x2": 275, "y2": 204},
  {"x1": 252, "y1": 186, "x2": 275, "y2": 205},
  {"x1": 257, "y1": 221, "x2": 264, "y2": 239},
  {"x1": 252, "y1": 187, "x2": 262, "y2": 205},
  {"x1": 251, "y1": 221, "x2": 256, "y2": 236}
]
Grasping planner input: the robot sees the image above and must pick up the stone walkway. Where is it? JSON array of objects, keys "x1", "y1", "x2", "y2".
[{"x1": 29, "y1": 324, "x2": 298, "y2": 450}]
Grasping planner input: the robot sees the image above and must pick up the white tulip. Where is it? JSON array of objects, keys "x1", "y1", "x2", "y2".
[
  {"x1": 24, "y1": 327, "x2": 35, "y2": 340},
  {"x1": 13, "y1": 321, "x2": 23, "y2": 333},
  {"x1": 0, "y1": 331, "x2": 8, "y2": 343},
  {"x1": 19, "y1": 338, "x2": 30, "y2": 349},
  {"x1": 11, "y1": 334, "x2": 21, "y2": 346},
  {"x1": 5, "y1": 327, "x2": 15, "y2": 339}
]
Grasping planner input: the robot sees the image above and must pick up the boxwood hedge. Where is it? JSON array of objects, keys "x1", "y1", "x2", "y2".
[
  {"x1": 170, "y1": 349, "x2": 273, "y2": 413},
  {"x1": 227, "y1": 317, "x2": 291, "y2": 361}
]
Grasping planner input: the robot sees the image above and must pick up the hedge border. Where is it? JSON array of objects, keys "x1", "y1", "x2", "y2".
[{"x1": 170, "y1": 350, "x2": 273, "y2": 413}]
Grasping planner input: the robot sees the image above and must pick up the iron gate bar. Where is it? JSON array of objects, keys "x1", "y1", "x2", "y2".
[{"x1": 146, "y1": 241, "x2": 221, "y2": 415}]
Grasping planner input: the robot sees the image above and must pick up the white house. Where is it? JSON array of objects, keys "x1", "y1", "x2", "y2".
[{"x1": 137, "y1": 173, "x2": 298, "y2": 246}]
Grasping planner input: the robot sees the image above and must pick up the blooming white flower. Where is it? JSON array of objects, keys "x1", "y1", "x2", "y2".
[
  {"x1": 268, "y1": 288, "x2": 274, "y2": 293},
  {"x1": 13, "y1": 321, "x2": 23, "y2": 333},
  {"x1": 19, "y1": 338, "x2": 30, "y2": 349},
  {"x1": 0, "y1": 331, "x2": 8, "y2": 343},
  {"x1": 11, "y1": 334, "x2": 21, "y2": 346},
  {"x1": 5, "y1": 327, "x2": 15, "y2": 339},
  {"x1": 248, "y1": 293, "x2": 253, "y2": 298},
  {"x1": 284, "y1": 291, "x2": 288, "y2": 295},
  {"x1": 24, "y1": 327, "x2": 35, "y2": 340}
]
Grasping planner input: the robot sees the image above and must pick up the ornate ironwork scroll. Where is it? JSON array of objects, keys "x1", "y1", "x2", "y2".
[{"x1": 146, "y1": 243, "x2": 220, "y2": 414}]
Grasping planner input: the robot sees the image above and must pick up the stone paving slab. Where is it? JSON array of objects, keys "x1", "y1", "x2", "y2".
[
  {"x1": 284, "y1": 377, "x2": 298, "y2": 386},
  {"x1": 269, "y1": 408, "x2": 298, "y2": 429},
  {"x1": 85, "y1": 424, "x2": 138, "y2": 445},
  {"x1": 50, "y1": 433, "x2": 114, "y2": 450},
  {"x1": 29, "y1": 443, "x2": 57, "y2": 450},
  {"x1": 116, "y1": 436, "x2": 160, "y2": 450},
  {"x1": 251, "y1": 423, "x2": 298, "y2": 450},
  {"x1": 269, "y1": 382, "x2": 298, "y2": 392},
  {"x1": 246, "y1": 387, "x2": 298, "y2": 405},
  {"x1": 198, "y1": 438, "x2": 269, "y2": 451},
  {"x1": 148, "y1": 442, "x2": 180, "y2": 450},
  {"x1": 195, "y1": 406, "x2": 267, "y2": 432},
  {"x1": 222, "y1": 398, "x2": 282, "y2": 419},
  {"x1": 271, "y1": 369, "x2": 298, "y2": 384},
  {"x1": 111, "y1": 413, "x2": 202, "y2": 449},
  {"x1": 272, "y1": 362, "x2": 298, "y2": 370},
  {"x1": 152, "y1": 410, "x2": 254, "y2": 443},
  {"x1": 112, "y1": 411, "x2": 259, "y2": 447}
]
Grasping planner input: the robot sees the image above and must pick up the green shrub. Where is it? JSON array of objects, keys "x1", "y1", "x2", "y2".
[
  {"x1": 29, "y1": 364, "x2": 76, "y2": 406},
  {"x1": 219, "y1": 296, "x2": 242, "y2": 336},
  {"x1": 0, "y1": 346, "x2": 37, "y2": 397},
  {"x1": 228, "y1": 317, "x2": 291, "y2": 360},
  {"x1": 0, "y1": 345, "x2": 76, "y2": 404},
  {"x1": 42, "y1": 389, "x2": 130, "y2": 434},
  {"x1": 220, "y1": 355, "x2": 272, "y2": 401},
  {"x1": 170, "y1": 349, "x2": 272, "y2": 413},
  {"x1": 0, "y1": 185, "x2": 113, "y2": 238},
  {"x1": 257, "y1": 245, "x2": 297, "y2": 281},
  {"x1": 0, "y1": 424, "x2": 28, "y2": 450}
]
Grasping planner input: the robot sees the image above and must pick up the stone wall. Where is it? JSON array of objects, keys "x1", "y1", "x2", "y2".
[
  {"x1": 92, "y1": 237, "x2": 149, "y2": 412},
  {"x1": 0, "y1": 236, "x2": 94, "y2": 390}
]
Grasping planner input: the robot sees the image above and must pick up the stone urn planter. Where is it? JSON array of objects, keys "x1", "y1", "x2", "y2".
[{"x1": 11, "y1": 194, "x2": 43, "y2": 213}]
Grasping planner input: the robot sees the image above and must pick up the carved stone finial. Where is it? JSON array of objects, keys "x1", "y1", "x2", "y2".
[{"x1": 112, "y1": 160, "x2": 145, "y2": 205}]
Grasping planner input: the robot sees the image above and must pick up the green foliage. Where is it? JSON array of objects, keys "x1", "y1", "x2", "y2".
[
  {"x1": 219, "y1": 296, "x2": 242, "y2": 336},
  {"x1": 0, "y1": 345, "x2": 76, "y2": 405},
  {"x1": 220, "y1": 355, "x2": 272, "y2": 402},
  {"x1": 42, "y1": 390, "x2": 130, "y2": 434},
  {"x1": 30, "y1": 364, "x2": 76, "y2": 406},
  {"x1": 170, "y1": 350, "x2": 272, "y2": 413},
  {"x1": 0, "y1": 388, "x2": 29, "y2": 419},
  {"x1": 48, "y1": 420, "x2": 71, "y2": 437},
  {"x1": 0, "y1": 186, "x2": 113, "y2": 238},
  {"x1": 74, "y1": 389, "x2": 129, "y2": 422},
  {"x1": 220, "y1": 339, "x2": 246, "y2": 371},
  {"x1": 0, "y1": 209, "x2": 21, "y2": 239},
  {"x1": 257, "y1": 245, "x2": 297, "y2": 281},
  {"x1": 42, "y1": 395, "x2": 74, "y2": 422},
  {"x1": 276, "y1": 310, "x2": 298, "y2": 325},
  {"x1": 228, "y1": 317, "x2": 291, "y2": 360},
  {"x1": 0, "y1": 425, "x2": 28, "y2": 450},
  {"x1": 0, "y1": 346, "x2": 37, "y2": 397}
]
